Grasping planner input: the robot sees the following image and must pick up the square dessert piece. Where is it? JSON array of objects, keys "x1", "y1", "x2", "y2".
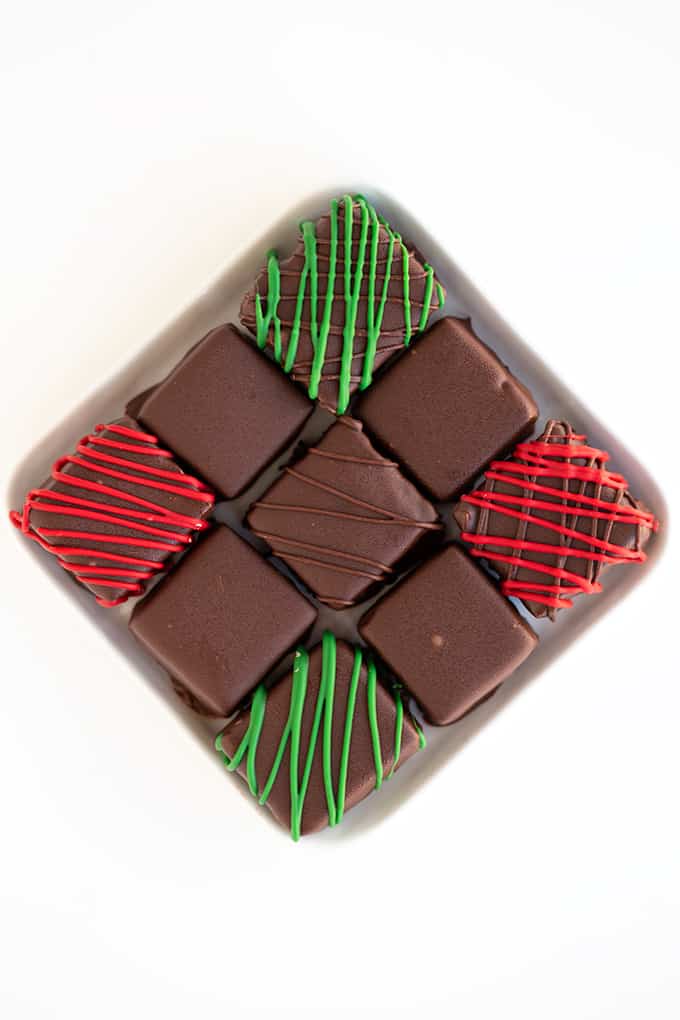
[
  {"x1": 216, "y1": 632, "x2": 424, "y2": 839},
  {"x1": 239, "y1": 194, "x2": 445, "y2": 415},
  {"x1": 359, "y1": 545, "x2": 537, "y2": 725},
  {"x1": 357, "y1": 317, "x2": 538, "y2": 502},
  {"x1": 135, "y1": 324, "x2": 313, "y2": 498},
  {"x1": 246, "y1": 416, "x2": 441, "y2": 608},
  {"x1": 129, "y1": 526, "x2": 317, "y2": 717},
  {"x1": 454, "y1": 419, "x2": 658, "y2": 619},
  {"x1": 9, "y1": 416, "x2": 214, "y2": 606}
]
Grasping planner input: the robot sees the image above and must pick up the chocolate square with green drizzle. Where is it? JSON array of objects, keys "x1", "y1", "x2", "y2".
[
  {"x1": 240, "y1": 194, "x2": 446, "y2": 415},
  {"x1": 216, "y1": 632, "x2": 424, "y2": 840}
]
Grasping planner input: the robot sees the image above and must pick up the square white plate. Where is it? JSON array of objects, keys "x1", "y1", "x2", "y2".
[{"x1": 6, "y1": 186, "x2": 667, "y2": 840}]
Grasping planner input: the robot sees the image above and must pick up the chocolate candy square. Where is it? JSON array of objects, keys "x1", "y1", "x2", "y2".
[
  {"x1": 216, "y1": 632, "x2": 424, "y2": 839},
  {"x1": 454, "y1": 419, "x2": 658, "y2": 618},
  {"x1": 359, "y1": 545, "x2": 537, "y2": 725},
  {"x1": 358, "y1": 317, "x2": 538, "y2": 501},
  {"x1": 9, "y1": 416, "x2": 214, "y2": 606},
  {"x1": 135, "y1": 324, "x2": 313, "y2": 498},
  {"x1": 246, "y1": 416, "x2": 441, "y2": 608},
  {"x1": 129, "y1": 526, "x2": 317, "y2": 716},
  {"x1": 239, "y1": 194, "x2": 445, "y2": 415}
]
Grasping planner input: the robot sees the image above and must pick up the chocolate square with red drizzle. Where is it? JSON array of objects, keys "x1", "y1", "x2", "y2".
[
  {"x1": 246, "y1": 417, "x2": 441, "y2": 608},
  {"x1": 453, "y1": 420, "x2": 659, "y2": 619},
  {"x1": 10, "y1": 416, "x2": 215, "y2": 606}
]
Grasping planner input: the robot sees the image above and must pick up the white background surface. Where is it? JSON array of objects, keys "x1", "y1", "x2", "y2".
[{"x1": 1, "y1": 2, "x2": 678, "y2": 1018}]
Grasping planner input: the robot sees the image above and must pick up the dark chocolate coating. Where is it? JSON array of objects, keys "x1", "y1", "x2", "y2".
[
  {"x1": 453, "y1": 419, "x2": 655, "y2": 619},
  {"x1": 239, "y1": 200, "x2": 445, "y2": 411},
  {"x1": 246, "y1": 416, "x2": 441, "y2": 608},
  {"x1": 359, "y1": 545, "x2": 537, "y2": 726},
  {"x1": 357, "y1": 317, "x2": 538, "y2": 501},
  {"x1": 218, "y1": 638, "x2": 422, "y2": 836},
  {"x1": 25, "y1": 415, "x2": 213, "y2": 605},
  {"x1": 135, "y1": 324, "x2": 313, "y2": 498},
  {"x1": 129, "y1": 526, "x2": 317, "y2": 717}
]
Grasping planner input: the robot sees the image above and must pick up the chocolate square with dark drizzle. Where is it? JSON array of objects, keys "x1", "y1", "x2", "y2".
[{"x1": 247, "y1": 417, "x2": 441, "y2": 608}]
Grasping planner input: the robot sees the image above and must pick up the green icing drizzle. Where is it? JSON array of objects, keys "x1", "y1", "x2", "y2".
[
  {"x1": 339, "y1": 195, "x2": 370, "y2": 414},
  {"x1": 418, "y1": 264, "x2": 435, "y2": 333},
  {"x1": 400, "y1": 234, "x2": 412, "y2": 343},
  {"x1": 215, "y1": 631, "x2": 424, "y2": 841},
  {"x1": 254, "y1": 251, "x2": 282, "y2": 362},
  {"x1": 361, "y1": 202, "x2": 395, "y2": 391},
  {"x1": 254, "y1": 194, "x2": 444, "y2": 414}
]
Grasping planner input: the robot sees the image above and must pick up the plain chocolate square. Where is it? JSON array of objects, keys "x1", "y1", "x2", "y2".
[
  {"x1": 359, "y1": 545, "x2": 537, "y2": 725},
  {"x1": 357, "y1": 317, "x2": 538, "y2": 502},
  {"x1": 246, "y1": 416, "x2": 440, "y2": 608},
  {"x1": 129, "y1": 526, "x2": 317, "y2": 717},
  {"x1": 135, "y1": 324, "x2": 313, "y2": 498},
  {"x1": 216, "y1": 634, "x2": 423, "y2": 838}
]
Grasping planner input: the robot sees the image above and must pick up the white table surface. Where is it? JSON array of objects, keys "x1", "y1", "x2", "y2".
[{"x1": 1, "y1": 3, "x2": 678, "y2": 1018}]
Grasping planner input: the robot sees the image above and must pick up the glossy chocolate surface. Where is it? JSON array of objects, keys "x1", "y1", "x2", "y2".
[
  {"x1": 240, "y1": 197, "x2": 445, "y2": 412},
  {"x1": 358, "y1": 317, "x2": 538, "y2": 501},
  {"x1": 217, "y1": 637, "x2": 422, "y2": 836},
  {"x1": 360, "y1": 545, "x2": 537, "y2": 725},
  {"x1": 135, "y1": 324, "x2": 313, "y2": 498},
  {"x1": 129, "y1": 526, "x2": 317, "y2": 717},
  {"x1": 247, "y1": 416, "x2": 440, "y2": 608}
]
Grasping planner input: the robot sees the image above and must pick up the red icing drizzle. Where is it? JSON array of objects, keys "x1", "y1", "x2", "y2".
[
  {"x1": 10, "y1": 423, "x2": 214, "y2": 606},
  {"x1": 460, "y1": 430, "x2": 659, "y2": 611}
]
